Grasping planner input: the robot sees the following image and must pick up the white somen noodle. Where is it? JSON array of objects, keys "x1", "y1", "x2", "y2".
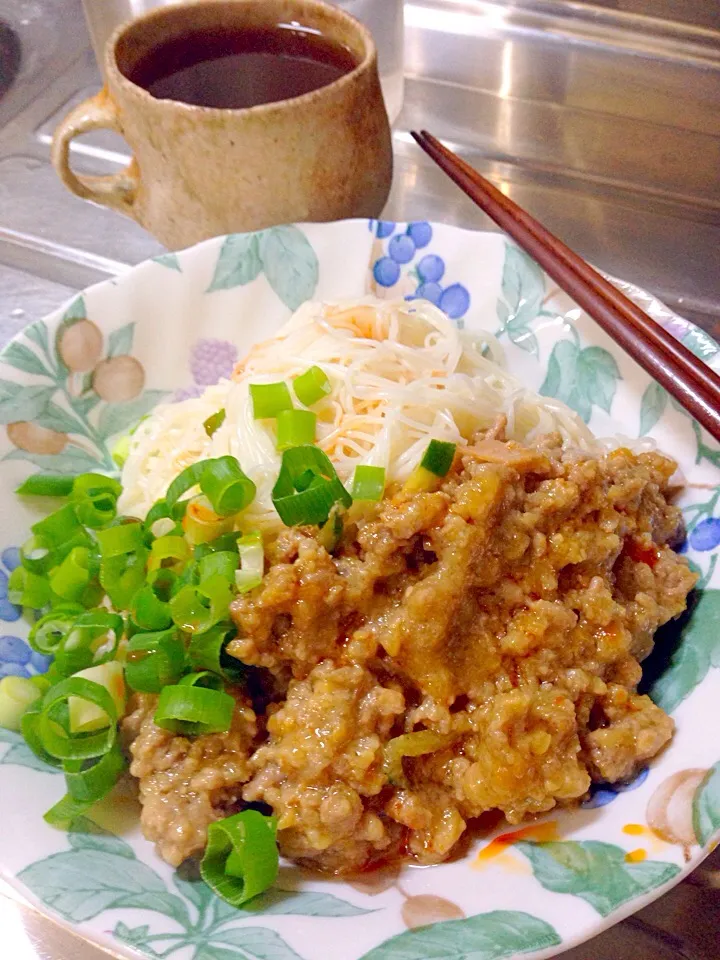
[{"x1": 119, "y1": 298, "x2": 597, "y2": 533}]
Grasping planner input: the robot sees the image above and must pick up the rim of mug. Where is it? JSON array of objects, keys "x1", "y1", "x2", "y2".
[{"x1": 105, "y1": 0, "x2": 379, "y2": 115}]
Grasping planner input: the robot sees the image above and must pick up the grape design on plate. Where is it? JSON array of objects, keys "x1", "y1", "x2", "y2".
[{"x1": 370, "y1": 221, "x2": 471, "y2": 324}]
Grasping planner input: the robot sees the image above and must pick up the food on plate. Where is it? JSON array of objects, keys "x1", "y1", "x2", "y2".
[{"x1": 3, "y1": 298, "x2": 696, "y2": 905}]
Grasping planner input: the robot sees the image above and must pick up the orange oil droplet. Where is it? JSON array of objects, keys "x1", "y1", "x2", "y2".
[
  {"x1": 625, "y1": 848, "x2": 647, "y2": 863},
  {"x1": 475, "y1": 821, "x2": 559, "y2": 863},
  {"x1": 622, "y1": 823, "x2": 647, "y2": 836}
]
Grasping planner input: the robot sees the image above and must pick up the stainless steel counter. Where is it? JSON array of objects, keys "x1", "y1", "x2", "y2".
[{"x1": 0, "y1": 1, "x2": 718, "y2": 957}]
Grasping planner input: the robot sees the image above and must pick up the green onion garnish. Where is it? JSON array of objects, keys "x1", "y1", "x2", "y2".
[
  {"x1": 20, "y1": 534, "x2": 55, "y2": 575},
  {"x1": 54, "y1": 610, "x2": 123, "y2": 677},
  {"x1": 131, "y1": 583, "x2": 173, "y2": 631},
  {"x1": 317, "y1": 507, "x2": 343, "y2": 554},
  {"x1": 420, "y1": 439, "x2": 457, "y2": 477},
  {"x1": 125, "y1": 627, "x2": 187, "y2": 693},
  {"x1": 100, "y1": 548, "x2": 149, "y2": 610},
  {"x1": 37, "y1": 677, "x2": 118, "y2": 760},
  {"x1": 16, "y1": 474, "x2": 74, "y2": 498},
  {"x1": 178, "y1": 670, "x2": 223, "y2": 691},
  {"x1": 154, "y1": 682, "x2": 235, "y2": 735},
  {"x1": 293, "y1": 366, "x2": 331, "y2": 407},
  {"x1": 275, "y1": 409, "x2": 317, "y2": 451},
  {"x1": 44, "y1": 741, "x2": 126, "y2": 826},
  {"x1": 111, "y1": 434, "x2": 132, "y2": 468},
  {"x1": 351, "y1": 465, "x2": 386, "y2": 502},
  {"x1": 200, "y1": 810, "x2": 279, "y2": 907},
  {"x1": 28, "y1": 608, "x2": 82, "y2": 655},
  {"x1": 204, "y1": 408, "x2": 226, "y2": 437},
  {"x1": 148, "y1": 534, "x2": 191, "y2": 572},
  {"x1": 0, "y1": 676, "x2": 42, "y2": 732},
  {"x1": 170, "y1": 574, "x2": 233, "y2": 634},
  {"x1": 188, "y1": 625, "x2": 244, "y2": 682},
  {"x1": 199, "y1": 456, "x2": 256, "y2": 517},
  {"x1": 8, "y1": 565, "x2": 52, "y2": 609},
  {"x1": 198, "y1": 550, "x2": 238, "y2": 585},
  {"x1": 31, "y1": 503, "x2": 85, "y2": 547},
  {"x1": 49, "y1": 546, "x2": 98, "y2": 603},
  {"x1": 250, "y1": 381, "x2": 292, "y2": 419},
  {"x1": 96, "y1": 521, "x2": 145, "y2": 559},
  {"x1": 72, "y1": 473, "x2": 122, "y2": 529},
  {"x1": 272, "y1": 445, "x2": 352, "y2": 527},
  {"x1": 235, "y1": 533, "x2": 264, "y2": 594}
]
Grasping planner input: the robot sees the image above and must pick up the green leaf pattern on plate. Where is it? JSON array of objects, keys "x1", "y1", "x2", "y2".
[
  {"x1": 208, "y1": 227, "x2": 319, "y2": 310},
  {"x1": 495, "y1": 244, "x2": 544, "y2": 356},
  {"x1": 693, "y1": 761, "x2": 720, "y2": 847},
  {"x1": 515, "y1": 841, "x2": 680, "y2": 917},
  {"x1": 0, "y1": 728, "x2": 60, "y2": 774},
  {"x1": 639, "y1": 381, "x2": 667, "y2": 435},
  {"x1": 360, "y1": 910, "x2": 561, "y2": 960},
  {"x1": 648, "y1": 590, "x2": 720, "y2": 713},
  {"x1": 540, "y1": 339, "x2": 622, "y2": 423}
]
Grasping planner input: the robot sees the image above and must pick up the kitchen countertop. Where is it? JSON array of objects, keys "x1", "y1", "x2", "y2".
[{"x1": 0, "y1": 1, "x2": 718, "y2": 957}]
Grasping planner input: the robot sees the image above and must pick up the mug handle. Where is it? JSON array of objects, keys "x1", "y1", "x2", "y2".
[{"x1": 51, "y1": 89, "x2": 139, "y2": 215}]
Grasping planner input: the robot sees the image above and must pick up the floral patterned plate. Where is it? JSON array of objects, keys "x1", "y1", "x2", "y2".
[{"x1": 0, "y1": 220, "x2": 719, "y2": 960}]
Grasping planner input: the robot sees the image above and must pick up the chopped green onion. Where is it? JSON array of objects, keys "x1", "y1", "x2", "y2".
[
  {"x1": 420, "y1": 439, "x2": 457, "y2": 477},
  {"x1": 183, "y1": 495, "x2": 235, "y2": 545},
  {"x1": 272, "y1": 445, "x2": 352, "y2": 527},
  {"x1": 38, "y1": 677, "x2": 118, "y2": 760},
  {"x1": 178, "y1": 670, "x2": 223, "y2": 691},
  {"x1": 317, "y1": 507, "x2": 343, "y2": 554},
  {"x1": 68, "y1": 662, "x2": 125, "y2": 734},
  {"x1": 31, "y1": 503, "x2": 84, "y2": 546},
  {"x1": 166, "y1": 461, "x2": 210, "y2": 511},
  {"x1": 275, "y1": 409, "x2": 317, "y2": 451},
  {"x1": 28, "y1": 607, "x2": 83, "y2": 654},
  {"x1": 170, "y1": 574, "x2": 233, "y2": 634},
  {"x1": 125, "y1": 627, "x2": 187, "y2": 693},
  {"x1": 193, "y1": 531, "x2": 241, "y2": 560},
  {"x1": 20, "y1": 534, "x2": 55, "y2": 574},
  {"x1": 235, "y1": 533, "x2": 264, "y2": 593},
  {"x1": 72, "y1": 473, "x2": 122, "y2": 529},
  {"x1": 16, "y1": 474, "x2": 75, "y2": 497},
  {"x1": 96, "y1": 521, "x2": 145, "y2": 559},
  {"x1": 188, "y1": 625, "x2": 244, "y2": 682},
  {"x1": 21, "y1": 702, "x2": 63, "y2": 769},
  {"x1": 199, "y1": 456, "x2": 256, "y2": 517},
  {"x1": 8, "y1": 565, "x2": 52, "y2": 608},
  {"x1": 199, "y1": 550, "x2": 238, "y2": 584},
  {"x1": 148, "y1": 534, "x2": 191, "y2": 572},
  {"x1": 382, "y1": 731, "x2": 457, "y2": 787},
  {"x1": 351, "y1": 465, "x2": 386, "y2": 502},
  {"x1": 111, "y1": 433, "x2": 132, "y2": 468},
  {"x1": 131, "y1": 583, "x2": 173, "y2": 631},
  {"x1": 250, "y1": 381, "x2": 292, "y2": 419},
  {"x1": 154, "y1": 682, "x2": 235, "y2": 735},
  {"x1": 204, "y1": 408, "x2": 226, "y2": 437},
  {"x1": 293, "y1": 366, "x2": 331, "y2": 407},
  {"x1": 49, "y1": 546, "x2": 98, "y2": 603},
  {"x1": 0, "y1": 676, "x2": 42, "y2": 731},
  {"x1": 44, "y1": 741, "x2": 126, "y2": 826},
  {"x1": 101, "y1": 547, "x2": 149, "y2": 609},
  {"x1": 55, "y1": 609, "x2": 123, "y2": 676},
  {"x1": 200, "y1": 810, "x2": 279, "y2": 906}
]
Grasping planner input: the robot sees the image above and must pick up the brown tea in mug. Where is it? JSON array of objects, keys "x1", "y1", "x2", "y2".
[{"x1": 126, "y1": 24, "x2": 358, "y2": 109}]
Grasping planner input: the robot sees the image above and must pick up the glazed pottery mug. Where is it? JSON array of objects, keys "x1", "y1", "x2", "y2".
[{"x1": 52, "y1": 0, "x2": 393, "y2": 250}]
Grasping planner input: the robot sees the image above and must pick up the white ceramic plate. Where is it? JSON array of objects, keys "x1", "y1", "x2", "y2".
[{"x1": 0, "y1": 220, "x2": 718, "y2": 960}]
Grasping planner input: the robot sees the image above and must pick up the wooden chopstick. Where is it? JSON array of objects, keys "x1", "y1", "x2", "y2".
[{"x1": 411, "y1": 129, "x2": 720, "y2": 444}]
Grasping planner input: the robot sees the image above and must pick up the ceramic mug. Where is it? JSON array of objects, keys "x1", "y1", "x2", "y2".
[{"x1": 52, "y1": 0, "x2": 393, "y2": 250}]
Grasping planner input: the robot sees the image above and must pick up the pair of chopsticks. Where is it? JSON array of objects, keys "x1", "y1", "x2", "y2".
[{"x1": 411, "y1": 130, "x2": 720, "y2": 444}]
